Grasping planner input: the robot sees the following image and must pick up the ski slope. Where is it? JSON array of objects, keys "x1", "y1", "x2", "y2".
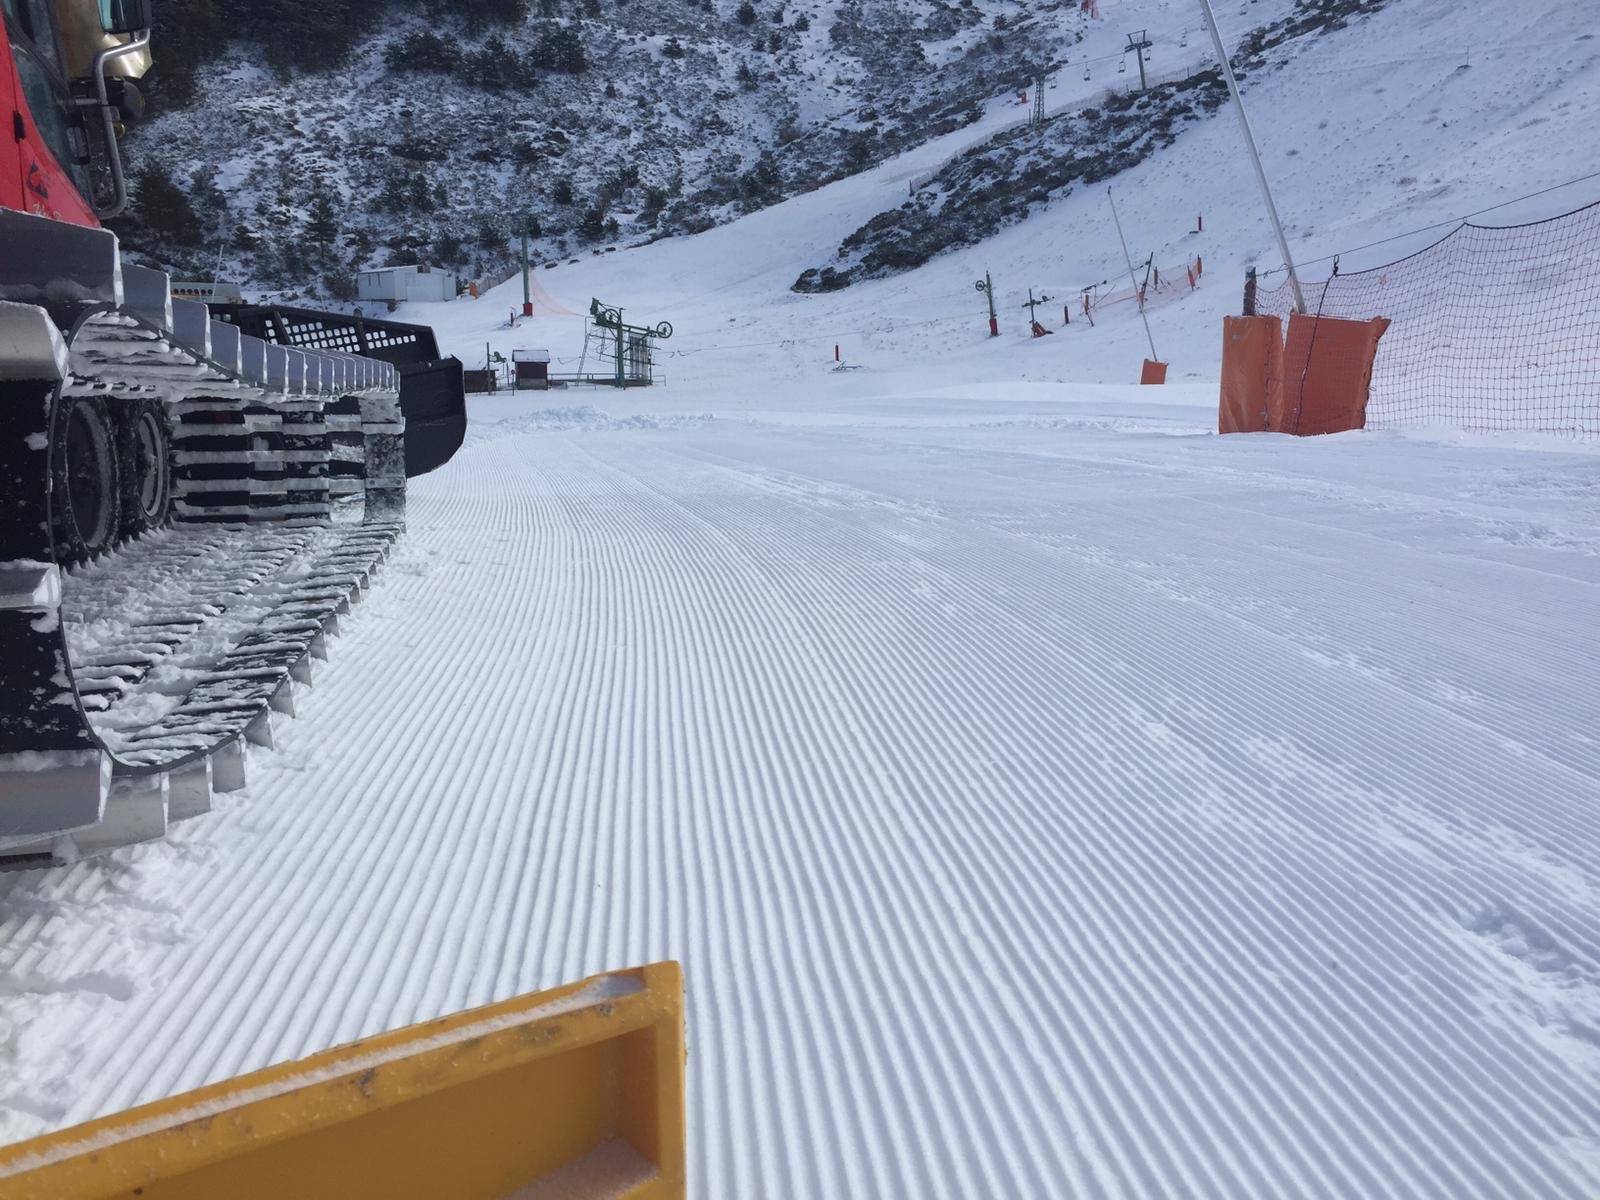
[
  {"x1": 4, "y1": 380, "x2": 1600, "y2": 1197},
  {"x1": 443, "y1": 0, "x2": 1599, "y2": 393},
  {"x1": 4, "y1": 0, "x2": 1600, "y2": 1194}
]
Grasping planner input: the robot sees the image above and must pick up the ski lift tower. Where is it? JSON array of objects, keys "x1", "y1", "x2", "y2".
[
  {"x1": 589, "y1": 298, "x2": 674, "y2": 387},
  {"x1": 1125, "y1": 30, "x2": 1152, "y2": 90}
]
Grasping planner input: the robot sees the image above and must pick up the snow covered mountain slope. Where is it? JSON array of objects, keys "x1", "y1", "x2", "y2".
[
  {"x1": 115, "y1": 0, "x2": 1102, "y2": 291},
  {"x1": 1, "y1": 1, "x2": 1598, "y2": 1197},
  {"x1": 401, "y1": 0, "x2": 1599, "y2": 385}
]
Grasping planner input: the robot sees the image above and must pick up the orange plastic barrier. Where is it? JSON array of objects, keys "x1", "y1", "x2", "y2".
[
  {"x1": 1140, "y1": 359, "x2": 1168, "y2": 385},
  {"x1": 1279, "y1": 313, "x2": 1391, "y2": 435},
  {"x1": 1218, "y1": 312, "x2": 1389, "y2": 436},
  {"x1": 1218, "y1": 315, "x2": 1282, "y2": 433}
]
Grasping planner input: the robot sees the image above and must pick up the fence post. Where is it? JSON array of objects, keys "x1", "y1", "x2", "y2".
[{"x1": 1242, "y1": 267, "x2": 1258, "y2": 317}]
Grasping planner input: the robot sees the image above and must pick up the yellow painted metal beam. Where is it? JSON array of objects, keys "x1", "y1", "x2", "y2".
[{"x1": 0, "y1": 962, "x2": 685, "y2": 1200}]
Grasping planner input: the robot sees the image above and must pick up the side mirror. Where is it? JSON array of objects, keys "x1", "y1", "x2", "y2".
[{"x1": 99, "y1": 0, "x2": 151, "y2": 35}]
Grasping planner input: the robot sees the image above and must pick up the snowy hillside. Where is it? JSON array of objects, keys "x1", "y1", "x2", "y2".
[
  {"x1": 402, "y1": 0, "x2": 1599, "y2": 386},
  {"x1": 793, "y1": 0, "x2": 1391, "y2": 291},
  {"x1": 113, "y1": 0, "x2": 1390, "y2": 301},
  {"x1": 114, "y1": 0, "x2": 1093, "y2": 292},
  {"x1": 2, "y1": 0, "x2": 1599, "y2": 1197}
]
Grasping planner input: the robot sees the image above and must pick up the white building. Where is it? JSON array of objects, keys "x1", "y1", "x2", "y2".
[{"x1": 356, "y1": 265, "x2": 456, "y2": 304}]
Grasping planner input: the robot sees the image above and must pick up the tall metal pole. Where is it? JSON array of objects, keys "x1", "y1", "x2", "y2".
[
  {"x1": 1125, "y1": 31, "x2": 1151, "y2": 91},
  {"x1": 1197, "y1": 0, "x2": 1306, "y2": 312},
  {"x1": 211, "y1": 215, "x2": 228, "y2": 291},
  {"x1": 521, "y1": 224, "x2": 533, "y2": 317},
  {"x1": 614, "y1": 307, "x2": 626, "y2": 388},
  {"x1": 975, "y1": 271, "x2": 999, "y2": 337},
  {"x1": 1107, "y1": 187, "x2": 1159, "y2": 362}
]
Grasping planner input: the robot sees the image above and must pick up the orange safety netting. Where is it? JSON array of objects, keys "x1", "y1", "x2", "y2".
[
  {"x1": 1086, "y1": 256, "x2": 1203, "y2": 317},
  {"x1": 525, "y1": 269, "x2": 579, "y2": 317},
  {"x1": 1255, "y1": 198, "x2": 1600, "y2": 437}
]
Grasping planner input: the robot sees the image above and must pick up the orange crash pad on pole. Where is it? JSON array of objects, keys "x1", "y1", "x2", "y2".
[
  {"x1": 1219, "y1": 315, "x2": 1282, "y2": 433},
  {"x1": 1218, "y1": 311, "x2": 1389, "y2": 436},
  {"x1": 1279, "y1": 313, "x2": 1391, "y2": 435},
  {"x1": 1140, "y1": 359, "x2": 1168, "y2": 384}
]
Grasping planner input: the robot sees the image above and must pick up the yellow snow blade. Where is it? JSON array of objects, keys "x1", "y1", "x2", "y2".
[{"x1": 0, "y1": 961, "x2": 685, "y2": 1200}]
